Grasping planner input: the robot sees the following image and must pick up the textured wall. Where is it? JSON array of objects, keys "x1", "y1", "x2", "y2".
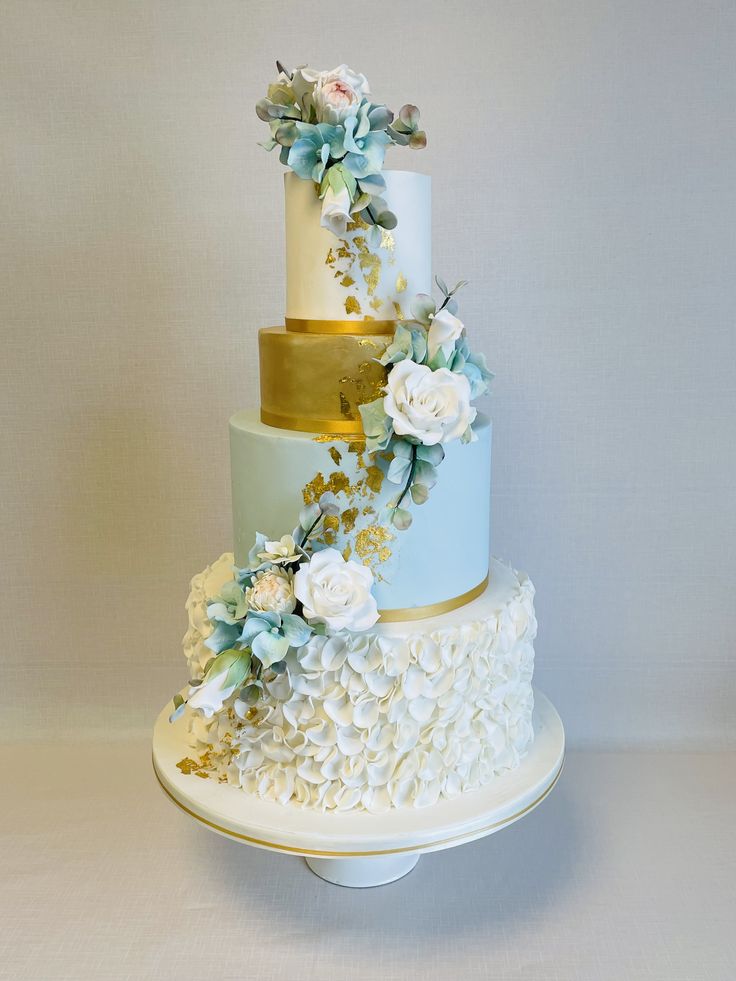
[{"x1": 2, "y1": 0, "x2": 734, "y2": 745}]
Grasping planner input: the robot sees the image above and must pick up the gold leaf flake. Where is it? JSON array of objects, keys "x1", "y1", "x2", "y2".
[
  {"x1": 341, "y1": 507, "x2": 359, "y2": 533},
  {"x1": 360, "y1": 253, "x2": 381, "y2": 295},
  {"x1": 339, "y1": 391, "x2": 352, "y2": 417},
  {"x1": 355, "y1": 524, "x2": 394, "y2": 565},
  {"x1": 176, "y1": 757, "x2": 199, "y2": 775},
  {"x1": 393, "y1": 302, "x2": 406, "y2": 319},
  {"x1": 325, "y1": 248, "x2": 336, "y2": 266},
  {"x1": 302, "y1": 470, "x2": 351, "y2": 505},
  {"x1": 365, "y1": 465, "x2": 384, "y2": 493},
  {"x1": 342, "y1": 543, "x2": 352, "y2": 562},
  {"x1": 347, "y1": 215, "x2": 369, "y2": 232},
  {"x1": 340, "y1": 274, "x2": 356, "y2": 288},
  {"x1": 369, "y1": 296, "x2": 383, "y2": 312},
  {"x1": 328, "y1": 446, "x2": 342, "y2": 466},
  {"x1": 380, "y1": 228, "x2": 395, "y2": 254},
  {"x1": 396, "y1": 273, "x2": 407, "y2": 293},
  {"x1": 345, "y1": 295, "x2": 362, "y2": 315}
]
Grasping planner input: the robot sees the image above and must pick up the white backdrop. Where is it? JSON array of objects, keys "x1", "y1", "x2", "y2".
[{"x1": 1, "y1": 0, "x2": 735, "y2": 747}]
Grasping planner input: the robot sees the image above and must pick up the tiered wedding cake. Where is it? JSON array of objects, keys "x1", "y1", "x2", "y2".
[{"x1": 170, "y1": 64, "x2": 536, "y2": 813}]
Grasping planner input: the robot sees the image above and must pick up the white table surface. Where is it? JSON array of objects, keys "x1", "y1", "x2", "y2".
[{"x1": 2, "y1": 743, "x2": 734, "y2": 981}]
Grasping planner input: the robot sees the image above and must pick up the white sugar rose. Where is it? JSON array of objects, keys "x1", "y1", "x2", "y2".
[
  {"x1": 428, "y1": 309, "x2": 464, "y2": 363},
  {"x1": 246, "y1": 568, "x2": 296, "y2": 614},
  {"x1": 293, "y1": 548, "x2": 379, "y2": 632},
  {"x1": 313, "y1": 64, "x2": 370, "y2": 124},
  {"x1": 320, "y1": 184, "x2": 352, "y2": 236},
  {"x1": 383, "y1": 360, "x2": 477, "y2": 445}
]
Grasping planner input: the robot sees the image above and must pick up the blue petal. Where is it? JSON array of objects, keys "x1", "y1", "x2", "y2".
[
  {"x1": 357, "y1": 173, "x2": 386, "y2": 196},
  {"x1": 295, "y1": 121, "x2": 321, "y2": 141},
  {"x1": 280, "y1": 613, "x2": 313, "y2": 647},
  {"x1": 205, "y1": 621, "x2": 241, "y2": 654},
  {"x1": 343, "y1": 116, "x2": 361, "y2": 154},
  {"x1": 315, "y1": 123, "x2": 345, "y2": 158},
  {"x1": 247, "y1": 532, "x2": 268, "y2": 569},
  {"x1": 288, "y1": 138, "x2": 318, "y2": 180},
  {"x1": 240, "y1": 615, "x2": 269, "y2": 644},
  {"x1": 252, "y1": 630, "x2": 290, "y2": 669},
  {"x1": 367, "y1": 104, "x2": 392, "y2": 131}
]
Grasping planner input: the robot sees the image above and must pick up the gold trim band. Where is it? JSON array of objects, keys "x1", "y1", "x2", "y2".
[
  {"x1": 261, "y1": 408, "x2": 366, "y2": 434},
  {"x1": 153, "y1": 754, "x2": 564, "y2": 857},
  {"x1": 286, "y1": 317, "x2": 396, "y2": 335},
  {"x1": 378, "y1": 574, "x2": 489, "y2": 623}
]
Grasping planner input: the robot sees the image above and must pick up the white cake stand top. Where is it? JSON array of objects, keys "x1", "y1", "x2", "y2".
[{"x1": 153, "y1": 688, "x2": 564, "y2": 865}]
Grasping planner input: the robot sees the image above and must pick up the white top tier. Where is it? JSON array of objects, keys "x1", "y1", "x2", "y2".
[{"x1": 284, "y1": 171, "x2": 431, "y2": 323}]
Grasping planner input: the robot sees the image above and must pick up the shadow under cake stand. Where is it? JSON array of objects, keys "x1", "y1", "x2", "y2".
[{"x1": 152, "y1": 688, "x2": 564, "y2": 888}]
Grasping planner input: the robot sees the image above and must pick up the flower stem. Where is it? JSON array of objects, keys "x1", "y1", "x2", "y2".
[
  {"x1": 395, "y1": 445, "x2": 417, "y2": 510},
  {"x1": 302, "y1": 511, "x2": 324, "y2": 547}
]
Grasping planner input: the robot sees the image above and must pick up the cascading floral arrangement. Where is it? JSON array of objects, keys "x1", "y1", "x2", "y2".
[
  {"x1": 359, "y1": 279, "x2": 493, "y2": 530},
  {"x1": 169, "y1": 494, "x2": 380, "y2": 722},
  {"x1": 256, "y1": 61, "x2": 426, "y2": 240}
]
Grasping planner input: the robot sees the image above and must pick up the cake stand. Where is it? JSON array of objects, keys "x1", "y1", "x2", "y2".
[{"x1": 152, "y1": 688, "x2": 564, "y2": 888}]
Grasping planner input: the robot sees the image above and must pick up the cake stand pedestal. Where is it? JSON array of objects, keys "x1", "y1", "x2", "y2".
[{"x1": 152, "y1": 688, "x2": 564, "y2": 888}]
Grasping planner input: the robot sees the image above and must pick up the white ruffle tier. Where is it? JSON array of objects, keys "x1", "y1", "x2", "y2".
[{"x1": 182, "y1": 556, "x2": 536, "y2": 813}]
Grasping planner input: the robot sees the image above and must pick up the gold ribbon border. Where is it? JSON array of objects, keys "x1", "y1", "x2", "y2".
[
  {"x1": 378, "y1": 574, "x2": 489, "y2": 622},
  {"x1": 286, "y1": 317, "x2": 395, "y2": 335},
  {"x1": 261, "y1": 408, "x2": 365, "y2": 434}
]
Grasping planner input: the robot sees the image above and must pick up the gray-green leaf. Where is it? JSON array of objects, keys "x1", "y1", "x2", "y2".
[
  {"x1": 416, "y1": 444, "x2": 445, "y2": 466},
  {"x1": 410, "y1": 483, "x2": 429, "y2": 505},
  {"x1": 413, "y1": 460, "x2": 438, "y2": 488},
  {"x1": 299, "y1": 502, "x2": 321, "y2": 531},
  {"x1": 387, "y1": 454, "x2": 412, "y2": 485},
  {"x1": 411, "y1": 293, "x2": 436, "y2": 325},
  {"x1": 392, "y1": 438, "x2": 414, "y2": 459},
  {"x1": 391, "y1": 507, "x2": 413, "y2": 530}
]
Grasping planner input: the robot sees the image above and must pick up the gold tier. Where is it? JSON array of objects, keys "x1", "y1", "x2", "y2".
[{"x1": 259, "y1": 327, "x2": 389, "y2": 434}]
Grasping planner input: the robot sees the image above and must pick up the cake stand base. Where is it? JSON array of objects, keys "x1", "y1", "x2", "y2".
[
  {"x1": 305, "y1": 853, "x2": 420, "y2": 888},
  {"x1": 153, "y1": 688, "x2": 564, "y2": 889}
]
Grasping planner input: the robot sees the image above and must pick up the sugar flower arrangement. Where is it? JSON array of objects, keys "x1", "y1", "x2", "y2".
[
  {"x1": 169, "y1": 494, "x2": 379, "y2": 722},
  {"x1": 256, "y1": 61, "x2": 426, "y2": 239},
  {"x1": 359, "y1": 279, "x2": 493, "y2": 530}
]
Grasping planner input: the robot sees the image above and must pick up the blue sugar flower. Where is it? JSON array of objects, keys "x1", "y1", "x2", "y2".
[
  {"x1": 342, "y1": 109, "x2": 391, "y2": 179},
  {"x1": 239, "y1": 611, "x2": 313, "y2": 669},
  {"x1": 287, "y1": 123, "x2": 345, "y2": 182},
  {"x1": 450, "y1": 335, "x2": 494, "y2": 399},
  {"x1": 204, "y1": 620, "x2": 242, "y2": 655},
  {"x1": 204, "y1": 580, "x2": 248, "y2": 654},
  {"x1": 206, "y1": 580, "x2": 247, "y2": 624}
]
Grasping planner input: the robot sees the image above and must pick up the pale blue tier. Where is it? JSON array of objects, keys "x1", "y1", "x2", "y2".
[{"x1": 229, "y1": 410, "x2": 491, "y2": 613}]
